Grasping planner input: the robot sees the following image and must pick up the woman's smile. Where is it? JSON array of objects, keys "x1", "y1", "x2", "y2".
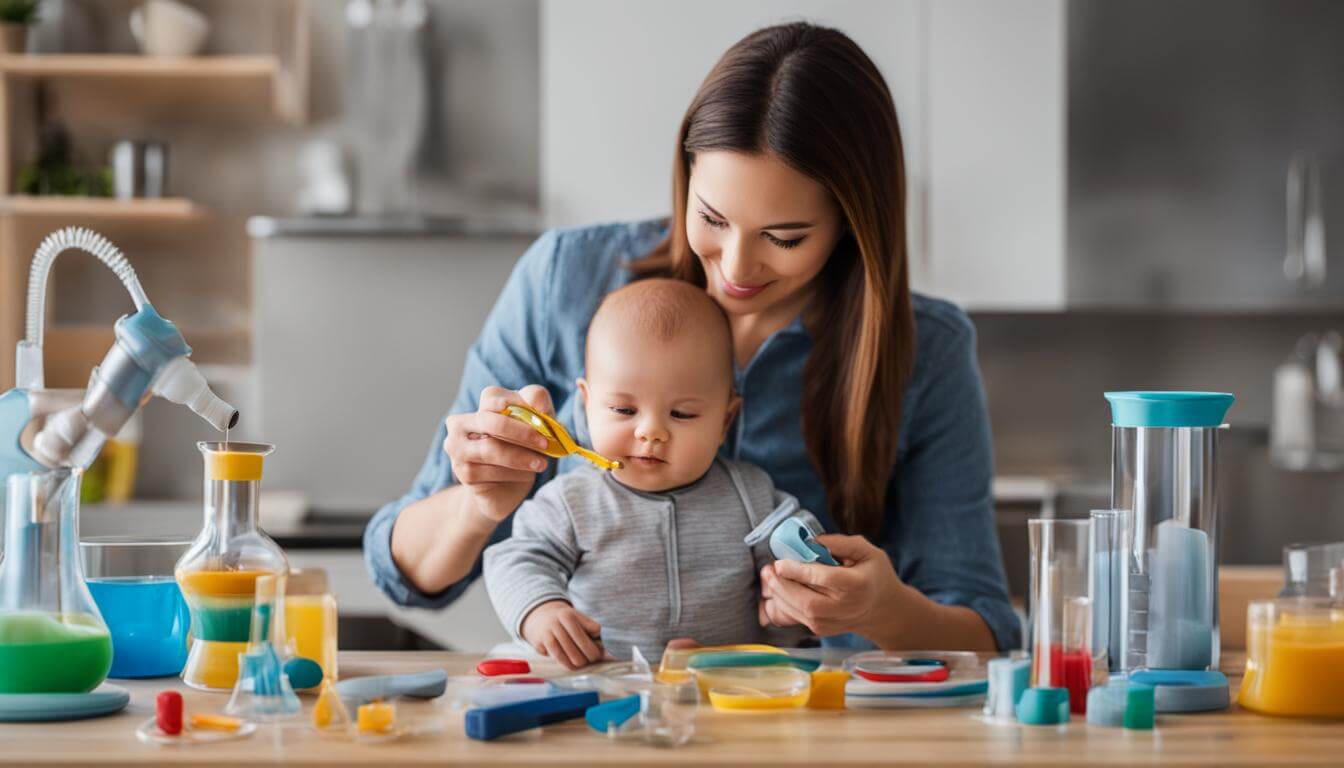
[{"x1": 716, "y1": 263, "x2": 774, "y2": 299}]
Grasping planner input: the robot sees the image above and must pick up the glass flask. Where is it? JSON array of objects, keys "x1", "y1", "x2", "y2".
[
  {"x1": 0, "y1": 469, "x2": 113, "y2": 693},
  {"x1": 81, "y1": 535, "x2": 192, "y2": 679},
  {"x1": 176, "y1": 442, "x2": 288, "y2": 691}
]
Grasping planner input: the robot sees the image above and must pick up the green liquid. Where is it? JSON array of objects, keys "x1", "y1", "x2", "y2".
[
  {"x1": 0, "y1": 612, "x2": 113, "y2": 693},
  {"x1": 190, "y1": 602, "x2": 254, "y2": 642}
]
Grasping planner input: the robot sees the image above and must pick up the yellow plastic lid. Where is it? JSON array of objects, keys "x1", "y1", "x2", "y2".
[{"x1": 206, "y1": 451, "x2": 264, "y2": 481}]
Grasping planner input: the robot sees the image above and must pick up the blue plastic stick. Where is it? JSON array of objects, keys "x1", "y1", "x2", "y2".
[
  {"x1": 466, "y1": 690, "x2": 600, "y2": 741},
  {"x1": 585, "y1": 694, "x2": 640, "y2": 734}
]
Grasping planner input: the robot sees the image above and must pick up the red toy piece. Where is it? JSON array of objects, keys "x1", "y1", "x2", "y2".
[
  {"x1": 475, "y1": 659, "x2": 531, "y2": 677},
  {"x1": 155, "y1": 690, "x2": 183, "y2": 735}
]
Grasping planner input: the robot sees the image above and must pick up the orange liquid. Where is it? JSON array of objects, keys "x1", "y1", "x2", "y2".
[
  {"x1": 178, "y1": 570, "x2": 273, "y2": 597},
  {"x1": 1239, "y1": 617, "x2": 1344, "y2": 718}
]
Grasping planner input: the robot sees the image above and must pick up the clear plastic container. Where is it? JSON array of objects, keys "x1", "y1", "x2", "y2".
[
  {"x1": 175, "y1": 442, "x2": 288, "y2": 690},
  {"x1": 1027, "y1": 518, "x2": 1093, "y2": 714},
  {"x1": 697, "y1": 666, "x2": 810, "y2": 711},
  {"x1": 0, "y1": 470, "x2": 112, "y2": 693},
  {"x1": 1238, "y1": 598, "x2": 1344, "y2": 718},
  {"x1": 81, "y1": 536, "x2": 192, "y2": 679},
  {"x1": 1107, "y1": 393, "x2": 1232, "y2": 674}
]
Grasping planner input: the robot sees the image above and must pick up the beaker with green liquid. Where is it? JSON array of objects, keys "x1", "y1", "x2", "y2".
[{"x1": 0, "y1": 469, "x2": 113, "y2": 693}]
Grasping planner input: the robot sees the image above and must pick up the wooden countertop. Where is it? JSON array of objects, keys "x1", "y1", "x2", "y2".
[{"x1": 0, "y1": 651, "x2": 1338, "y2": 767}]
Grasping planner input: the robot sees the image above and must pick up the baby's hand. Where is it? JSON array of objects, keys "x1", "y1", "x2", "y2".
[{"x1": 520, "y1": 600, "x2": 604, "y2": 670}]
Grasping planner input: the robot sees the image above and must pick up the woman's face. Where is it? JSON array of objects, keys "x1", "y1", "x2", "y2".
[{"x1": 686, "y1": 150, "x2": 844, "y2": 320}]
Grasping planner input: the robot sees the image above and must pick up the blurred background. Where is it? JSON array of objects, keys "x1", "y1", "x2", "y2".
[{"x1": 1, "y1": 0, "x2": 1340, "y2": 651}]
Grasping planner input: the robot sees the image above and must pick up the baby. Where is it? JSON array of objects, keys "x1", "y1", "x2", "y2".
[{"x1": 483, "y1": 278, "x2": 819, "y2": 667}]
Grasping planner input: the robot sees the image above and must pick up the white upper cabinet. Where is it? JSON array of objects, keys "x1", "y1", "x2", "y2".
[
  {"x1": 541, "y1": 0, "x2": 1065, "y2": 310},
  {"x1": 925, "y1": 0, "x2": 1066, "y2": 311}
]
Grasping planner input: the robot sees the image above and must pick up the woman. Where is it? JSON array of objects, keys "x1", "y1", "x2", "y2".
[{"x1": 364, "y1": 22, "x2": 1019, "y2": 652}]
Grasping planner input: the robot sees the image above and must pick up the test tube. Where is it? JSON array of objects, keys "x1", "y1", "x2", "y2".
[
  {"x1": 1089, "y1": 510, "x2": 1128, "y2": 676},
  {"x1": 1028, "y1": 518, "x2": 1093, "y2": 715}
]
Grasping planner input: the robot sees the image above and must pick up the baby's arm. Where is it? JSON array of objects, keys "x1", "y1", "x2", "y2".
[{"x1": 482, "y1": 481, "x2": 603, "y2": 668}]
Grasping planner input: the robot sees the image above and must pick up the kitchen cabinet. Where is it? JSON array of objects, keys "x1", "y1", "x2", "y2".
[{"x1": 1067, "y1": 0, "x2": 1344, "y2": 310}]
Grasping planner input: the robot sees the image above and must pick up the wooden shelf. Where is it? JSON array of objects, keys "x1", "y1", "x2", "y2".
[
  {"x1": 0, "y1": 195, "x2": 208, "y2": 222},
  {"x1": 0, "y1": 54, "x2": 278, "y2": 79},
  {"x1": 0, "y1": 53, "x2": 303, "y2": 125}
]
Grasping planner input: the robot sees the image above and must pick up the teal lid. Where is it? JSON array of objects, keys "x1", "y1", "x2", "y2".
[
  {"x1": 1016, "y1": 686, "x2": 1070, "y2": 725},
  {"x1": 1104, "y1": 392, "x2": 1235, "y2": 428}
]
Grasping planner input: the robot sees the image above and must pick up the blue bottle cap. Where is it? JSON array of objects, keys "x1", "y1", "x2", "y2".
[{"x1": 1104, "y1": 392, "x2": 1235, "y2": 428}]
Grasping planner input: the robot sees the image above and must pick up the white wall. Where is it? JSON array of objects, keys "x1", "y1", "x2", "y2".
[
  {"x1": 926, "y1": 0, "x2": 1066, "y2": 310},
  {"x1": 541, "y1": 0, "x2": 926, "y2": 272}
]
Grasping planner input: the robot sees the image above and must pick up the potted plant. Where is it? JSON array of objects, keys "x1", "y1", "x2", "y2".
[{"x1": 0, "y1": 0, "x2": 39, "y2": 55}]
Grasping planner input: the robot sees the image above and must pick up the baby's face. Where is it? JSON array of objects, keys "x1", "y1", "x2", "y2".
[{"x1": 579, "y1": 326, "x2": 737, "y2": 493}]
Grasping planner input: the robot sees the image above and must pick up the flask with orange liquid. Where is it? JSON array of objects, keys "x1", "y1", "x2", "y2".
[{"x1": 175, "y1": 442, "x2": 288, "y2": 690}]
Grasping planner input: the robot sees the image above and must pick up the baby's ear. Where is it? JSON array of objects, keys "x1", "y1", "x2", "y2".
[
  {"x1": 722, "y1": 392, "x2": 742, "y2": 437},
  {"x1": 575, "y1": 377, "x2": 589, "y2": 407}
]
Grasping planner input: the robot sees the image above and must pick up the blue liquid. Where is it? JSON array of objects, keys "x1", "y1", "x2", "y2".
[{"x1": 86, "y1": 576, "x2": 190, "y2": 679}]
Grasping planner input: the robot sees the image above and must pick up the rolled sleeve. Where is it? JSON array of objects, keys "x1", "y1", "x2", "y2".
[
  {"x1": 886, "y1": 313, "x2": 1022, "y2": 652},
  {"x1": 362, "y1": 229, "x2": 562, "y2": 608}
]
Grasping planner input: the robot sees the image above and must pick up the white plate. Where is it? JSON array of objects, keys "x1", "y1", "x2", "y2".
[{"x1": 135, "y1": 717, "x2": 257, "y2": 746}]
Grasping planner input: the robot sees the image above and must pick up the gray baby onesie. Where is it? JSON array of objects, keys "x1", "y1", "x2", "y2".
[{"x1": 483, "y1": 458, "x2": 818, "y2": 661}]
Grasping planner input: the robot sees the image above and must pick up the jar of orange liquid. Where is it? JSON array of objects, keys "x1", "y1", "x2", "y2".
[
  {"x1": 282, "y1": 569, "x2": 338, "y2": 686},
  {"x1": 1238, "y1": 598, "x2": 1344, "y2": 718},
  {"x1": 175, "y1": 442, "x2": 288, "y2": 691}
]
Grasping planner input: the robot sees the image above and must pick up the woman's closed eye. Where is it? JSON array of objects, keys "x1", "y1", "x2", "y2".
[
  {"x1": 697, "y1": 209, "x2": 727, "y2": 229},
  {"x1": 763, "y1": 231, "x2": 805, "y2": 250}
]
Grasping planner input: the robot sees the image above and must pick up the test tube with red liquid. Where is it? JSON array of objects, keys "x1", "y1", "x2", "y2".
[{"x1": 1028, "y1": 518, "x2": 1093, "y2": 714}]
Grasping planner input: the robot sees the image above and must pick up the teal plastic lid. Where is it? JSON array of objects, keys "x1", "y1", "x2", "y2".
[{"x1": 1104, "y1": 392, "x2": 1235, "y2": 428}]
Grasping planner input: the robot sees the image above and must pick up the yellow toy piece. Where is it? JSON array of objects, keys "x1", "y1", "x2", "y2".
[{"x1": 806, "y1": 669, "x2": 850, "y2": 709}]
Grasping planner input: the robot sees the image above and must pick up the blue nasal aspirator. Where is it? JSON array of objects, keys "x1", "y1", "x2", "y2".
[
  {"x1": 770, "y1": 518, "x2": 839, "y2": 566},
  {"x1": 743, "y1": 498, "x2": 838, "y2": 566},
  {"x1": 466, "y1": 690, "x2": 599, "y2": 741}
]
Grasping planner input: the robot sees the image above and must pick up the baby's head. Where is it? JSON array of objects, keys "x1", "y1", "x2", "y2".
[{"x1": 578, "y1": 278, "x2": 738, "y2": 492}]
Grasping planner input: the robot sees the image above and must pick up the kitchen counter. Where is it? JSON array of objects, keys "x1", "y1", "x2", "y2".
[{"x1": 0, "y1": 650, "x2": 1337, "y2": 766}]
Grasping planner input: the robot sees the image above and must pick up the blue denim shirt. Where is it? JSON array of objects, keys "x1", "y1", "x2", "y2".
[{"x1": 363, "y1": 219, "x2": 1021, "y2": 651}]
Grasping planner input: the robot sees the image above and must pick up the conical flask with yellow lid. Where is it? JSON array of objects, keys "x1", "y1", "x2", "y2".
[{"x1": 175, "y1": 442, "x2": 288, "y2": 690}]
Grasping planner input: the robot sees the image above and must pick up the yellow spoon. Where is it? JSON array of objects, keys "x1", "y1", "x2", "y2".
[{"x1": 500, "y1": 404, "x2": 623, "y2": 471}]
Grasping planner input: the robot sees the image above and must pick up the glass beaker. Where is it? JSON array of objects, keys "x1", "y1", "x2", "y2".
[
  {"x1": 1090, "y1": 509, "x2": 1128, "y2": 676},
  {"x1": 176, "y1": 442, "x2": 288, "y2": 691},
  {"x1": 1028, "y1": 518, "x2": 1093, "y2": 714},
  {"x1": 283, "y1": 568, "x2": 338, "y2": 686},
  {"x1": 0, "y1": 469, "x2": 112, "y2": 693},
  {"x1": 1106, "y1": 392, "x2": 1233, "y2": 675},
  {"x1": 1238, "y1": 598, "x2": 1344, "y2": 718},
  {"x1": 81, "y1": 536, "x2": 192, "y2": 679}
]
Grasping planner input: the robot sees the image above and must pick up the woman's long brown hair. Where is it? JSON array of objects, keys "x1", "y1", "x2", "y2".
[{"x1": 632, "y1": 22, "x2": 915, "y2": 536}]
